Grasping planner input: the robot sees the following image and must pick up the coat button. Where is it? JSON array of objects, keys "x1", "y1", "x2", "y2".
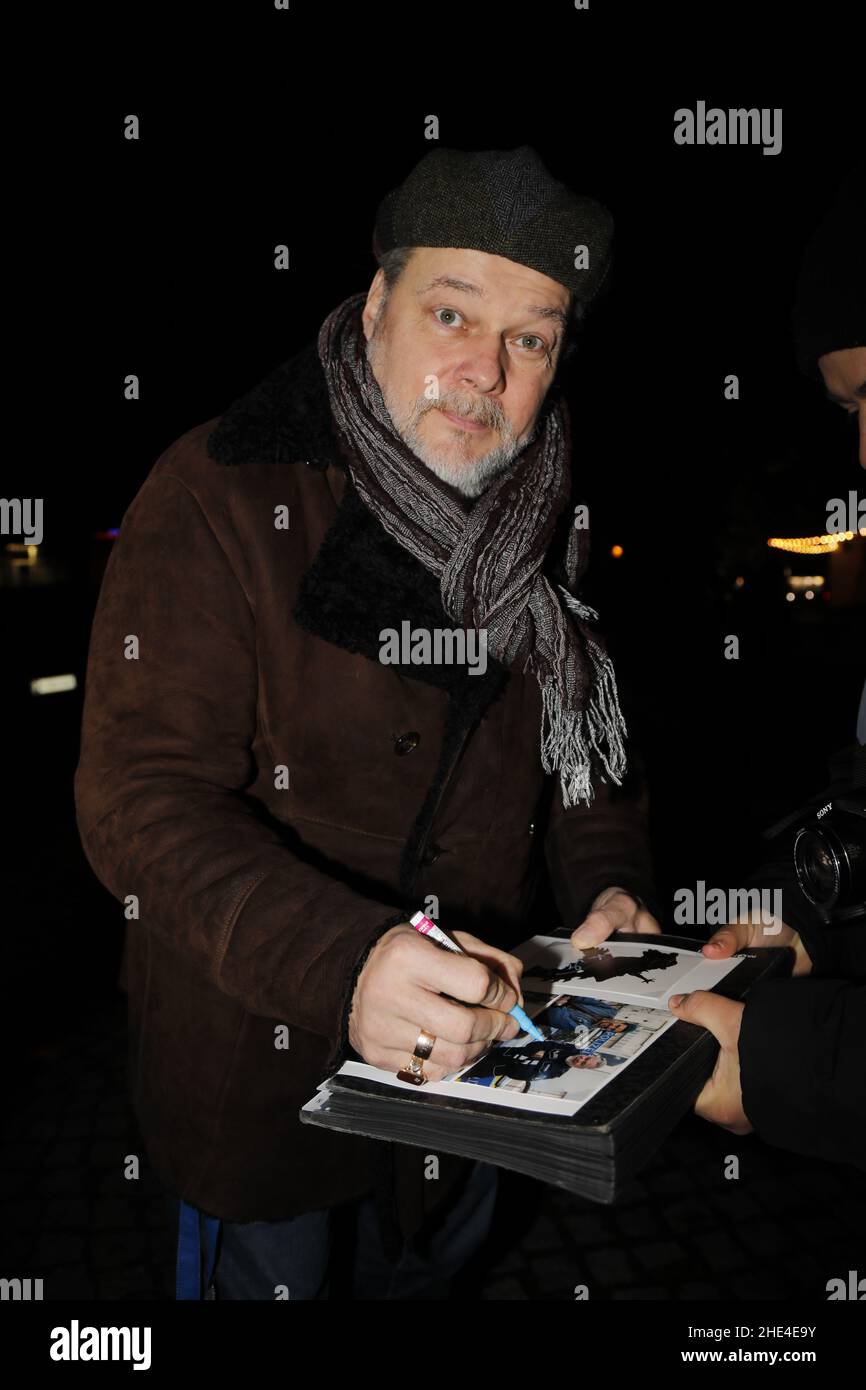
[
  {"x1": 529, "y1": 821, "x2": 535, "y2": 835},
  {"x1": 421, "y1": 842, "x2": 443, "y2": 865},
  {"x1": 394, "y1": 731, "x2": 421, "y2": 755}
]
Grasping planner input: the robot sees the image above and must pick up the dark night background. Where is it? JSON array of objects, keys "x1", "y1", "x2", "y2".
[{"x1": 2, "y1": 47, "x2": 864, "y2": 1305}]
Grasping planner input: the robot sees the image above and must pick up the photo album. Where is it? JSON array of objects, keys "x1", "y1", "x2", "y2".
[{"x1": 300, "y1": 932, "x2": 795, "y2": 1203}]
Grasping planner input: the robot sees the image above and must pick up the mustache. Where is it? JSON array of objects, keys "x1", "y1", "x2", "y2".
[{"x1": 426, "y1": 395, "x2": 507, "y2": 432}]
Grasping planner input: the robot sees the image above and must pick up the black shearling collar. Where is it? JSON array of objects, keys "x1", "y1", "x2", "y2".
[
  {"x1": 206, "y1": 338, "x2": 340, "y2": 472},
  {"x1": 204, "y1": 335, "x2": 510, "y2": 710}
]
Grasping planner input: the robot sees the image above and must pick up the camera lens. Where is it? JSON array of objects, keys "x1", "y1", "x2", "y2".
[{"x1": 794, "y1": 828, "x2": 842, "y2": 908}]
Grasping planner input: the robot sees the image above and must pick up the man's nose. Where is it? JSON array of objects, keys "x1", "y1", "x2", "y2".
[{"x1": 455, "y1": 339, "x2": 507, "y2": 395}]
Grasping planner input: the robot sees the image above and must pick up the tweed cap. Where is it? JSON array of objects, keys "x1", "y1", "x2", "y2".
[{"x1": 372, "y1": 144, "x2": 614, "y2": 314}]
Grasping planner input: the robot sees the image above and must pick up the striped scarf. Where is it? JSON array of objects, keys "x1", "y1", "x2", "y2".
[{"x1": 317, "y1": 291, "x2": 627, "y2": 808}]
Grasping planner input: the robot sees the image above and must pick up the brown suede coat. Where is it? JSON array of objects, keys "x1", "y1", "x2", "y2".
[{"x1": 73, "y1": 337, "x2": 657, "y2": 1247}]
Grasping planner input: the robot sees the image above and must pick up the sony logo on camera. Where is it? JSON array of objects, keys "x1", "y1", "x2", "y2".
[{"x1": 794, "y1": 796, "x2": 866, "y2": 923}]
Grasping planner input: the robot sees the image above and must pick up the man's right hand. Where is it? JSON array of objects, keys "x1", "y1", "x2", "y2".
[
  {"x1": 348, "y1": 923, "x2": 524, "y2": 1081},
  {"x1": 702, "y1": 915, "x2": 813, "y2": 977}
]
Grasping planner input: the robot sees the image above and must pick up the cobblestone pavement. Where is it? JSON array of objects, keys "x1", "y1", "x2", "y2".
[{"x1": 2, "y1": 996, "x2": 863, "y2": 1301}]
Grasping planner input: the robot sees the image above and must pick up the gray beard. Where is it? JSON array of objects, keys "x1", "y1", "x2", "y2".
[
  {"x1": 364, "y1": 338, "x2": 532, "y2": 499},
  {"x1": 411, "y1": 428, "x2": 528, "y2": 498}
]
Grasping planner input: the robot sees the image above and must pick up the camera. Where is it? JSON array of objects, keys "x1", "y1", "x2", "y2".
[{"x1": 792, "y1": 795, "x2": 866, "y2": 924}]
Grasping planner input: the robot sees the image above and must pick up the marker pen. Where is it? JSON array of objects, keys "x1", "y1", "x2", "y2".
[{"x1": 409, "y1": 910, "x2": 546, "y2": 1042}]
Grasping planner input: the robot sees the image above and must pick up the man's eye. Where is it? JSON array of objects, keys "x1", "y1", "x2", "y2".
[{"x1": 432, "y1": 309, "x2": 546, "y2": 351}]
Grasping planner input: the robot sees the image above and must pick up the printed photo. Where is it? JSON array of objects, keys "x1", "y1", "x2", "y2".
[{"x1": 450, "y1": 988, "x2": 676, "y2": 1105}]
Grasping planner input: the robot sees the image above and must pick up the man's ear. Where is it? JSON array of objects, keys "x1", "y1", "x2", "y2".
[{"x1": 362, "y1": 269, "x2": 387, "y2": 342}]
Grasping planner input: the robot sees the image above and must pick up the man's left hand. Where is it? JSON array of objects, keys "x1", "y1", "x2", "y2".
[
  {"x1": 668, "y1": 990, "x2": 753, "y2": 1135},
  {"x1": 570, "y1": 886, "x2": 662, "y2": 950}
]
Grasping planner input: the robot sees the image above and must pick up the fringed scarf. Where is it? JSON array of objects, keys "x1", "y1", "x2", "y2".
[{"x1": 317, "y1": 291, "x2": 627, "y2": 808}]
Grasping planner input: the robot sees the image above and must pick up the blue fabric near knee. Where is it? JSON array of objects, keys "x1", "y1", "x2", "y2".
[
  {"x1": 176, "y1": 1199, "x2": 221, "y2": 1300},
  {"x1": 352, "y1": 1160, "x2": 499, "y2": 1299},
  {"x1": 215, "y1": 1207, "x2": 332, "y2": 1300}
]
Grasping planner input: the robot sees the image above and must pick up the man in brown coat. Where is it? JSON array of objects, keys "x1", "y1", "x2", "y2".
[{"x1": 74, "y1": 145, "x2": 660, "y2": 1300}]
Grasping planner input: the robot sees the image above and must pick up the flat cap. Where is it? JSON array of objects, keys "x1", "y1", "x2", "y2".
[{"x1": 372, "y1": 144, "x2": 614, "y2": 313}]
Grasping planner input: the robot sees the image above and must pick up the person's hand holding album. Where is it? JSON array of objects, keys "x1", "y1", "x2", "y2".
[
  {"x1": 570, "y1": 885, "x2": 663, "y2": 951},
  {"x1": 702, "y1": 916, "x2": 812, "y2": 976}
]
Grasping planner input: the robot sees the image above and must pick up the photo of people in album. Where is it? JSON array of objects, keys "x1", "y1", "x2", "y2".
[{"x1": 451, "y1": 990, "x2": 676, "y2": 1103}]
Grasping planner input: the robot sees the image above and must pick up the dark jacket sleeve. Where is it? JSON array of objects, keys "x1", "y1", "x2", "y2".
[
  {"x1": 542, "y1": 756, "x2": 661, "y2": 928},
  {"x1": 74, "y1": 466, "x2": 407, "y2": 1075},
  {"x1": 739, "y1": 976, "x2": 866, "y2": 1171},
  {"x1": 735, "y1": 738, "x2": 866, "y2": 1169}
]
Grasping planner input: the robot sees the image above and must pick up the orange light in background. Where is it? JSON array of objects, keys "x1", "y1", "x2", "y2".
[
  {"x1": 787, "y1": 574, "x2": 825, "y2": 591},
  {"x1": 768, "y1": 533, "x2": 858, "y2": 555},
  {"x1": 611, "y1": 545, "x2": 624, "y2": 559},
  {"x1": 5, "y1": 542, "x2": 39, "y2": 569}
]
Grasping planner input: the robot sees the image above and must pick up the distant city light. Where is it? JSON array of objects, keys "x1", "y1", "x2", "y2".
[
  {"x1": 785, "y1": 592, "x2": 796, "y2": 602},
  {"x1": 31, "y1": 674, "x2": 78, "y2": 695},
  {"x1": 787, "y1": 575, "x2": 825, "y2": 591},
  {"x1": 5, "y1": 542, "x2": 39, "y2": 569},
  {"x1": 611, "y1": 544, "x2": 624, "y2": 558},
  {"x1": 768, "y1": 533, "x2": 857, "y2": 555}
]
